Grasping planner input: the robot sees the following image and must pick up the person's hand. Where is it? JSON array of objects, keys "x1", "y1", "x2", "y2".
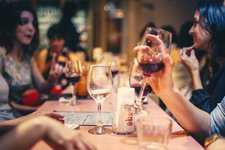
[
  {"x1": 180, "y1": 46, "x2": 199, "y2": 74},
  {"x1": 39, "y1": 117, "x2": 96, "y2": 150},
  {"x1": 133, "y1": 34, "x2": 173, "y2": 97},
  {"x1": 146, "y1": 55, "x2": 174, "y2": 97},
  {"x1": 48, "y1": 53, "x2": 64, "y2": 84},
  {"x1": 134, "y1": 34, "x2": 164, "y2": 55}
]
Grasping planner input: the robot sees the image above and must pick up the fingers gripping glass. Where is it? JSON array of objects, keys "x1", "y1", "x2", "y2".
[{"x1": 136, "y1": 27, "x2": 172, "y2": 106}]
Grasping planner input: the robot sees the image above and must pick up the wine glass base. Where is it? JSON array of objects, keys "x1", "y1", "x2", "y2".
[{"x1": 88, "y1": 126, "x2": 112, "y2": 135}]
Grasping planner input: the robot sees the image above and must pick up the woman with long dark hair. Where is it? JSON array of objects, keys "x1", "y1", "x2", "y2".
[
  {"x1": 0, "y1": 2, "x2": 62, "y2": 116},
  {"x1": 180, "y1": 0, "x2": 225, "y2": 113}
]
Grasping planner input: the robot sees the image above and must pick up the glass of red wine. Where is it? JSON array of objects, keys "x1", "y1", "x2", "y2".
[
  {"x1": 137, "y1": 27, "x2": 172, "y2": 76},
  {"x1": 65, "y1": 60, "x2": 82, "y2": 105},
  {"x1": 129, "y1": 58, "x2": 152, "y2": 107},
  {"x1": 136, "y1": 27, "x2": 171, "y2": 107}
]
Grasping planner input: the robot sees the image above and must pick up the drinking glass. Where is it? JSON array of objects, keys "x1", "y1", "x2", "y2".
[
  {"x1": 137, "y1": 27, "x2": 172, "y2": 76},
  {"x1": 111, "y1": 56, "x2": 120, "y2": 78},
  {"x1": 129, "y1": 58, "x2": 152, "y2": 106},
  {"x1": 136, "y1": 27, "x2": 172, "y2": 104},
  {"x1": 136, "y1": 116, "x2": 172, "y2": 150},
  {"x1": 87, "y1": 64, "x2": 113, "y2": 134},
  {"x1": 65, "y1": 60, "x2": 82, "y2": 105}
]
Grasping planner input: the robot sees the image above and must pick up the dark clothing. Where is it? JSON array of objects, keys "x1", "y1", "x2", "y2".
[
  {"x1": 59, "y1": 16, "x2": 80, "y2": 51},
  {"x1": 190, "y1": 61, "x2": 225, "y2": 113}
]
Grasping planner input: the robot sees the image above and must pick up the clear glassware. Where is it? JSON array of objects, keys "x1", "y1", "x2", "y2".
[
  {"x1": 136, "y1": 27, "x2": 172, "y2": 106},
  {"x1": 129, "y1": 58, "x2": 152, "y2": 107},
  {"x1": 65, "y1": 60, "x2": 82, "y2": 105},
  {"x1": 86, "y1": 64, "x2": 113, "y2": 134},
  {"x1": 137, "y1": 27, "x2": 172, "y2": 76}
]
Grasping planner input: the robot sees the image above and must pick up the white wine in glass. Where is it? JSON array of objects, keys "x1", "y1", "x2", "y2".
[{"x1": 87, "y1": 64, "x2": 113, "y2": 134}]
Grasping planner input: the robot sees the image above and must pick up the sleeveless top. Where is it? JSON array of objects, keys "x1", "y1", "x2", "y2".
[{"x1": 0, "y1": 48, "x2": 15, "y2": 120}]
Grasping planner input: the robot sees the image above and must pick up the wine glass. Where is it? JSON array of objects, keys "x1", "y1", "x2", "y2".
[
  {"x1": 136, "y1": 27, "x2": 172, "y2": 104},
  {"x1": 137, "y1": 27, "x2": 172, "y2": 76},
  {"x1": 111, "y1": 56, "x2": 120, "y2": 78},
  {"x1": 87, "y1": 64, "x2": 113, "y2": 134},
  {"x1": 129, "y1": 58, "x2": 152, "y2": 106},
  {"x1": 65, "y1": 60, "x2": 82, "y2": 105}
]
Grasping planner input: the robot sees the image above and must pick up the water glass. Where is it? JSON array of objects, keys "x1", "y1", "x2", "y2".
[{"x1": 136, "y1": 116, "x2": 172, "y2": 150}]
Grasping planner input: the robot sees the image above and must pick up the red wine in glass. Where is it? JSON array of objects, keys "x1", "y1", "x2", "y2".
[
  {"x1": 139, "y1": 61, "x2": 164, "y2": 77},
  {"x1": 66, "y1": 75, "x2": 81, "y2": 85},
  {"x1": 111, "y1": 70, "x2": 119, "y2": 78},
  {"x1": 130, "y1": 83, "x2": 152, "y2": 97}
]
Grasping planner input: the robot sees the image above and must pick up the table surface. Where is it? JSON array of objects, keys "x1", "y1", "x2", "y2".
[{"x1": 32, "y1": 99, "x2": 204, "y2": 150}]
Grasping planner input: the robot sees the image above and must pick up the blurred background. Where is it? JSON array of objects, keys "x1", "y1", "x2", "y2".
[{"x1": 0, "y1": 0, "x2": 197, "y2": 64}]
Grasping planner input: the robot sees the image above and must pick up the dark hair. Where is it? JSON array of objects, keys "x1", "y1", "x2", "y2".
[
  {"x1": 47, "y1": 23, "x2": 66, "y2": 40},
  {"x1": 0, "y1": 2, "x2": 39, "y2": 58},
  {"x1": 177, "y1": 20, "x2": 193, "y2": 48},
  {"x1": 161, "y1": 25, "x2": 178, "y2": 44},
  {"x1": 197, "y1": 0, "x2": 225, "y2": 57},
  {"x1": 62, "y1": 1, "x2": 78, "y2": 17}
]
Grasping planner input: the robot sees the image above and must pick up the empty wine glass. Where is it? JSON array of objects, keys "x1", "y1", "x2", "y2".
[
  {"x1": 87, "y1": 64, "x2": 113, "y2": 134},
  {"x1": 65, "y1": 60, "x2": 82, "y2": 105}
]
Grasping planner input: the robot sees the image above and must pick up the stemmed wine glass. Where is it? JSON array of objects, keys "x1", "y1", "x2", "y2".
[
  {"x1": 87, "y1": 64, "x2": 113, "y2": 134},
  {"x1": 129, "y1": 58, "x2": 152, "y2": 107},
  {"x1": 136, "y1": 27, "x2": 172, "y2": 104},
  {"x1": 65, "y1": 60, "x2": 82, "y2": 105}
]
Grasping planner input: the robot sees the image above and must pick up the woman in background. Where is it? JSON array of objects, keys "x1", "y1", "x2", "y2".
[
  {"x1": 180, "y1": 0, "x2": 225, "y2": 113},
  {"x1": 0, "y1": 2, "x2": 62, "y2": 115}
]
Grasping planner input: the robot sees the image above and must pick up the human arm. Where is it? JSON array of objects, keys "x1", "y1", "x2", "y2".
[
  {"x1": 180, "y1": 47, "x2": 203, "y2": 90},
  {"x1": 147, "y1": 55, "x2": 210, "y2": 143},
  {"x1": 31, "y1": 57, "x2": 63, "y2": 93},
  {"x1": 0, "y1": 116, "x2": 96, "y2": 150},
  {"x1": 34, "y1": 49, "x2": 50, "y2": 75},
  {"x1": 135, "y1": 35, "x2": 211, "y2": 143},
  {"x1": 0, "y1": 111, "x2": 63, "y2": 135}
]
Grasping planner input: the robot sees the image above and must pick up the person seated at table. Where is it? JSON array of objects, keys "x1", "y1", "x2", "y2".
[
  {"x1": 0, "y1": 2, "x2": 63, "y2": 116},
  {"x1": 35, "y1": 23, "x2": 77, "y2": 80},
  {"x1": 35, "y1": 23, "x2": 79, "y2": 90},
  {"x1": 0, "y1": 116, "x2": 96, "y2": 150},
  {"x1": 179, "y1": 0, "x2": 225, "y2": 113},
  {"x1": 134, "y1": 0, "x2": 225, "y2": 144}
]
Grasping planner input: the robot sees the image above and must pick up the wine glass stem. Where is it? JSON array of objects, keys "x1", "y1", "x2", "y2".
[
  {"x1": 97, "y1": 103, "x2": 103, "y2": 126},
  {"x1": 71, "y1": 83, "x2": 77, "y2": 105},
  {"x1": 137, "y1": 77, "x2": 147, "y2": 107}
]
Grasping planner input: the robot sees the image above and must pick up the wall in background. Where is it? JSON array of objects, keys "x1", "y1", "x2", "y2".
[{"x1": 141, "y1": 0, "x2": 197, "y2": 33}]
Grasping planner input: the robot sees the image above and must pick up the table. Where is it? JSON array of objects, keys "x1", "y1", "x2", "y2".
[{"x1": 32, "y1": 99, "x2": 204, "y2": 150}]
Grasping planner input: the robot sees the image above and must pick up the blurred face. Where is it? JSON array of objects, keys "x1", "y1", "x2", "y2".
[
  {"x1": 50, "y1": 37, "x2": 65, "y2": 53},
  {"x1": 15, "y1": 11, "x2": 36, "y2": 46},
  {"x1": 189, "y1": 11, "x2": 211, "y2": 52}
]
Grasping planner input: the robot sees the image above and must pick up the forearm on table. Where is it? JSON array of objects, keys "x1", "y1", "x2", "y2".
[
  {"x1": 10, "y1": 101, "x2": 38, "y2": 111},
  {"x1": 159, "y1": 87, "x2": 210, "y2": 143},
  {"x1": 0, "y1": 112, "x2": 40, "y2": 135},
  {"x1": 0, "y1": 117, "x2": 47, "y2": 150}
]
